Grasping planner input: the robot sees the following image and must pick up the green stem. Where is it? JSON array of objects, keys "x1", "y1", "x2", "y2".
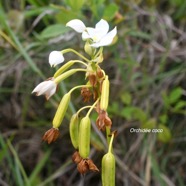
[
  {"x1": 86, "y1": 98, "x2": 100, "y2": 117},
  {"x1": 106, "y1": 126, "x2": 111, "y2": 146},
  {"x1": 76, "y1": 105, "x2": 92, "y2": 116},
  {"x1": 69, "y1": 84, "x2": 92, "y2": 94},
  {"x1": 62, "y1": 48, "x2": 90, "y2": 63},
  {"x1": 108, "y1": 132, "x2": 114, "y2": 153}
]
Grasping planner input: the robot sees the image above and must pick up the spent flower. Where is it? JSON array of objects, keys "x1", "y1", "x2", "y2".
[{"x1": 32, "y1": 78, "x2": 57, "y2": 100}]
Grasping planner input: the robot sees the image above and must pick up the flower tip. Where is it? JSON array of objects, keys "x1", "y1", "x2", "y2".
[
  {"x1": 49, "y1": 51, "x2": 64, "y2": 67},
  {"x1": 66, "y1": 19, "x2": 86, "y2": 33}
]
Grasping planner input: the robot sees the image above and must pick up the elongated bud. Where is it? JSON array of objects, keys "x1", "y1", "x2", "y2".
[
  {"x1": 78, "y1": 116, "x2": 91, "y2": 158},
  {"x1": 69, "y1": 114, "x2": 79, "y2": 149},
  {"x1": 102, "y1": 152, "x2": 115, "y2": 186},
  {"x1": 84, "y1": 41, "x2": 95, "y2": 56},
  {"x1": 54, "y1": 61, "x2": 75, "y2": 78},
  {"x1": 100, "y1": 75, "x2": 110, "y2": 111},
  {"x1": 54, "y1": 69, "x2": 81, "y2": 84},
  {"x1": 52, "y1": 93, "x2": 71, "y2": 128}
]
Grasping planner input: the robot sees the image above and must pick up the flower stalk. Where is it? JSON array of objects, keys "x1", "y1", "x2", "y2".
[{"x1": 32, "y1": 18, "x2": 117, "y2": 184}]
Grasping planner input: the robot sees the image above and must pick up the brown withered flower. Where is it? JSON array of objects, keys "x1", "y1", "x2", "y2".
[
  {"x1": 96, "y1": 110, "x2": 112, "y2": 130},
  {"x1": 81, "y1": 87, "x2": 92, "y2": 102},
  {"x1": 96, "y1": 68, "x2": 104, "y2": 79},
  {"x1": 88, "y1": 73, "x2": 97, "y2": 87},
  {"x1": 86, "y1": 159, "x2": 99, "y2": 172},
  {"x1": 42, "y1": 128, "x2": 60, "y2": 144},
  {"x1": 77, "y1": 158, "x2": 99, "y2": 174},
  {"x1": 72, "y1": 151, "x2": 82, "y2": 164},
  {"x1": 77, "y1": 159, "x2": 89, "y2": 174}
]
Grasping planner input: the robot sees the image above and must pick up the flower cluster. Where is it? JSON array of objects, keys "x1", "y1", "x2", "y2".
[{"x1": 32, "y1": 19, "x2": 117, "y2": 178}]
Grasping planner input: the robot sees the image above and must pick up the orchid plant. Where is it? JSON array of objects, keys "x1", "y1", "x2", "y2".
[{"x1": 32, "y1": 19, "x2": 117, "y2": 185}]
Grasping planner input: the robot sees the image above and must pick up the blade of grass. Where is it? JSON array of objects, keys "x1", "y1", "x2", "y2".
[
  {"x1": 28, "y1": 150, "x2": 51, "y2": 185},
  {"x1": 38, "y1": 160, "x2": 72, "y2": 186},
  {"x1": 0, "y1": 6, "x2": 44, "y2": 78},
  {"x1": 7, "y1": 139, "x2": 29, "y2": 186}
]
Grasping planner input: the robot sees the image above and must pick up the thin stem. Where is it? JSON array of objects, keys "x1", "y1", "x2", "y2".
[
  {"x1": 69, "y1": 84, "x2": 92, "y2": 95},
  {"x1": 76, "y1": 105, "x2": 92, "y2": 116},
  {"x1": 108, "y1": 132, "x2": 114, "y2": 153},
  {"x1": 94, "y1": 47, "x2": 103, "y2": 58},
  {"x1": 62, "y1": 48, "x2": 90, "y2": 63},
  {"x1": 72, "y1": 60, "x2": 88, "y2": 67},
  {"x1": 106, "y1": 126, "x2": 111, "y2": 147},
  {"x1": 86, "y1": 98, "x2": 100, "y2": 117}
]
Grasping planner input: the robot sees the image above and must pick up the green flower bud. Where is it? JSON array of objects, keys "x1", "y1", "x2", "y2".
[
  {"x1": 100, "y1": 75, "x2": 110, "y2": 111},
  {"x1": 102, "y1": 152, "x2": 115, "y2": 186},
  {"x1": 84, "y1": 41, "x2": 94, "y2": 56},
  {"x1": 54, "y1": 61, "x2": 75, "y2": 78},
  {"x1": 52, "y1": 93, "x2": 71, "y2": 128},
  {"x1": 69, "y1": 114, "x2": 79, "y2": 149},
  {"x1": 78, "y1": 116, "x2": 91, "y2": 158}
]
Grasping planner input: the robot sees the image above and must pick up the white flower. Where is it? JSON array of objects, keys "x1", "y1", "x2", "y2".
[
  {"x1": 49, "y1": 51, "x2": 64, "y2": 67},
  {"x1": 66, "y1": 19, "x2": 117, "y2": 48},
  {"x1": 32, "y1": 78, "x2": 57, "y2": 100},
  {"x1": 66, "y1": 19, "x2": 86, "y2": 33}
]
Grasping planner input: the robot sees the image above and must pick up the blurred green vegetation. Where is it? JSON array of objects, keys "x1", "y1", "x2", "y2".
[{"x1": 0, "y1": 0, "x2": 185, "y2": 185}]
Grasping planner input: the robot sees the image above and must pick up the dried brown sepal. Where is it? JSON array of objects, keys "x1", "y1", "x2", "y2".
[
  {"x1": 96, "y1": 110, "x2": 112, "y2": 130},
  {"x1": 88, "y1": 74, "x2": 97, "y2": 87},
  {"x1": 81, "y1": 87, "x2": 92, "y2": 102},
  {"x1": 72, "y1": 151, "x2": 82, "y2": 164},
  {"x1": 77, "y1": 159, "x2": 89, "y2": 175},
  {"x1": 42, "y1": 128, "x2": 59, "y2": 144},
  {"x1": 87, "y1": 159, "x2": 99, "y2": 172},
  {"x1": 96, "y1": 68, "x2": 104, "y2": 79},
  {"x1": 77, "y1": 158, "x2": 99, "y2": 174}
]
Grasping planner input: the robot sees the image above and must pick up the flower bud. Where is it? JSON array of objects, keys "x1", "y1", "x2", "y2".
[
  {"x1": 100, "y1": 75, "x2": 110, "y2": 111},
  {"x1": 69, "y1": 114, "x2": 79, "y2": 149},
  {"x1": 102, "y1": 152, "x2": 115, "y2": 186},
  {"x1": 54, "y1": 69, "x2": 79, "y2": 84},
  {"x1": 54, "y1": 61, "x2": 75, "y2": 78},
  {"x1": 84, "y1": 41, "x2": 94, "y2": 56},
  {"x1": 52, "y1": 93, "x2": 71, "y2": 128},
  {"x1": 78, "y1": 116, "x2": 91, "y2": 158}
]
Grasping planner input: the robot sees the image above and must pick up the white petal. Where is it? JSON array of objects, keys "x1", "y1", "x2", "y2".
[
  {"x1": 82, "y1": 31, "x2": 91, "y2": 40},
  {"x1": 95, "y1": 19, "x2": 109, "y2": 37},
  {"x1": 66, "y1": 19, "x2": 86, "y2": 33},
  {"x1": 32, "y1": 80, "x2": 57, "y2": 99},
  {"x1": 91, "y1": 27, "x2": 117, "y2": 48},
  {"x1": 49, "y1": 51, "x2": 64, "y2": 67},
  {"x1": 32, "y1": 81, "x2": 46, "y2": 94}
]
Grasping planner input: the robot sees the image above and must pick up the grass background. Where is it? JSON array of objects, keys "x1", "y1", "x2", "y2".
[{"x1": 0, "y1": 0, "x2": 186, "y2": 185}]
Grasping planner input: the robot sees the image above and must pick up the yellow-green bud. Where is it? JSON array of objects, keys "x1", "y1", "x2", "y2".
[
  {"x1": 54, "y1": 61, "x2": 75, "y2": 78},
  {"x1": 69, "y1": 114, "x2": 79, "y2": 149},
  {"x1": 52, "y1": 93, "x2": 71, "y2": 128},
  {"x1": 100, "y1": 75, "x2": 110, "y2": 111},
  {"x1": 54, "y1": 69, "x2": 81, "y2": 84},
  {"x1": 84, "y1": 41, "x2": 94, "y2": 56},
  {"x1": 102, "y1": 152, "x2": 115, "y2": 186},
  {"x1": 78, "y1": 116, "x2": 91, "y2": 158}
]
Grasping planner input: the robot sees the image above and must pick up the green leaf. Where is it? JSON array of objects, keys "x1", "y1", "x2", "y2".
[
  {"x1": 168, "y1": 87, "x2": 183, "y2": 104},
  {"x1": 65, "y1": 0, "x2": 85, "y2": 11},
  {"x1": 141, "y1": 118, "x2": 156, "y2": 129},
  {"x1": 121, "y1": 92, "x2": 132, "y2": 105},
  {"x1": 40, "y1": 24, "x2": 70, "y2": 39},
  {"x1": 158, "y1": 124, "x2": 171, "y2": 143},
  {"x1": 174, "y1": 101, "x2": 186, "y2": 110},
  {"x1": 128, "y1": 30, "x2": 151, "y2": 40},
  {"x1": 159, "y1": 114, "x2": 168, "y2": 124},
  {"x1": 103, "y1": 3, "x2": 119, "y2": 21}
]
